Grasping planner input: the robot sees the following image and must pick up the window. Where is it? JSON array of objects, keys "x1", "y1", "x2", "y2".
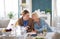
[
  {"x1": 0, "y1": 0, "x2": 5, "y2": 18},
  {"x1": 0, "y1": 0, "x2": 18, "y2": 19}
]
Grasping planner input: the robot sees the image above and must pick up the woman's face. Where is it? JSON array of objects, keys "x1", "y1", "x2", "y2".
[
  {"x1": 32, "y1": 15, "x2": 37, "y2": 20},
  {"x1": 23, "y1": 13, "x2": 30, "y2": 20},
  {"x1": 32, "y1": 15, "x2": 39, "y2": 22}
]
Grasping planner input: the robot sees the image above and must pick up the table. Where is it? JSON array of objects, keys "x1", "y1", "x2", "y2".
[
  {"x1": 0, "y1": 32, "x2": 55, "y2": 39},
  {"x1": 0, "y1": 28, "x2": 55, "y2": 39},
  {"x1": 0, "y1": 35, "x2": 16, "y2": 39}
]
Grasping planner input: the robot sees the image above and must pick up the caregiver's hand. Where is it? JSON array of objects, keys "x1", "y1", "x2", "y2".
[{"x1": 25, "y1": 26, "x2": 30, "y2": 30}]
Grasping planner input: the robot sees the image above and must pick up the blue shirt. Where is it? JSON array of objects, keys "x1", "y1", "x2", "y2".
[
  {"x1": 34, "y1": 18, "x2": 52, "y2": 33},
  {"x1": 23, "y1": 20, "x2": 28, "y2": 27}
]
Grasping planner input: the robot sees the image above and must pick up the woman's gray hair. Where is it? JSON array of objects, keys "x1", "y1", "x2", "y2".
[{"x1": 32, "y1": 12, "x2": 40, "y2": 18}]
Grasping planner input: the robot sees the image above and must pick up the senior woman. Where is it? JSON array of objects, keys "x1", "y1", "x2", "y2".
[{"x1": 32, "y1": 12, "x2": 52, "y2": 33}]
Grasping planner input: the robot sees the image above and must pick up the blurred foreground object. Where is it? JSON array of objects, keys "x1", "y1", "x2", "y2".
[{"x1": 52, "y1": 32, "x2": 60, "y2": 39}]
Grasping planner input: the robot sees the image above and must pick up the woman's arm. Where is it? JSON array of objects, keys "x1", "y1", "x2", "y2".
[{"x1": 41, "y1": 19, "x2": 52, "y2": 32}]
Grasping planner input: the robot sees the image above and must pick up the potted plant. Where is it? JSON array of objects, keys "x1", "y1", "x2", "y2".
[
  {"x1": 35, "y1": 38, "x2": 44, "y2": 39},
  {"x1": 8, "y1": 12, "x2": 14, "y2": 19},
  {"x1": 45, "y1": 9, "x2": 51, "y2": 14},
  {"x1": 43, "y1": 28, "x2": 47, "y2": 36},
  {"x1": 35, "y1": 37, "x2": 44, "y2": 39}
]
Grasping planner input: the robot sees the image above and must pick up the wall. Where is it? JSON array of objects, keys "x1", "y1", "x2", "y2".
[
  {"x1": 6, "y1": 0, "x2": 18, "y2": 19},
  {"x1": 57, "y1": 0, "x2": 60, "y2": 17},
  {"x1": 0, "y1": 0, "x2": 18, "y2": 19},
  {"x1": 32, "y1": 0, "x2": 52, "y2": 12}
]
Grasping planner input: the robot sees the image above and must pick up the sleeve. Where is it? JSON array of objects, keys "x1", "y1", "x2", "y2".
[
  {"x1": 34, "y1": 24, "x2": 41, "y2": 31},
  {"x1": 41, "y1": 19, "x2": 52, "y2": 32},
  {"x1": 30, "y1": 19, "x2": 34, "y2": 31},
  {"x1": 34, "y1": 25, "x2": 38, "y2": 30}
]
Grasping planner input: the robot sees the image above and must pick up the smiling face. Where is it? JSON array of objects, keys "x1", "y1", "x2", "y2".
[
  {"x1": 23, "y1": 13, "x2": 30, "y2": 20},
  {"x1": 22, "y1": 10, "x2": 30, "y2": 20},
  {"x1": 32, "y1": 13, "x2": 38, "y2": 20},
  {"x1": 32, "y1": 13, "x2": 40, "y2": 22},
  {"x1": 32, "y1": 14, "x2": 37, "y2": 20}
]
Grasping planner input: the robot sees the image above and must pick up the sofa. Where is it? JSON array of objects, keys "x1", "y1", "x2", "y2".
[
  {"x1": 0, "y1": 20, "x2": 10, "y2": 28},
  {"x1": 0, "y1": 19, "x2": 10, "y2": 35}
]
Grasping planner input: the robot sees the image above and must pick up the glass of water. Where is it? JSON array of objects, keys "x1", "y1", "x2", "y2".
[{"x1": 20, "y1": 26, "x2": 27, "y2": 39}]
